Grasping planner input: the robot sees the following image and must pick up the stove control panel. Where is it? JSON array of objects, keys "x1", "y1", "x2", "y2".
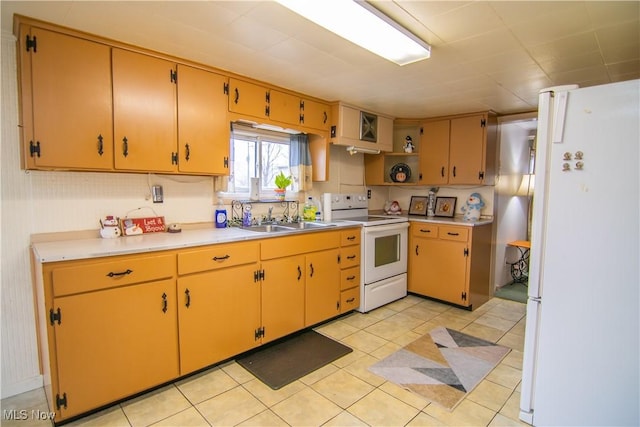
[{"x1": 323, "y1": 193, "x2": 368, "y2": 211}]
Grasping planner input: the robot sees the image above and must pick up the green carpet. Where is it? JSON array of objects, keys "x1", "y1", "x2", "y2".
[{"x1": 494, "y1": 282, "x2": 528, "y2": 303}]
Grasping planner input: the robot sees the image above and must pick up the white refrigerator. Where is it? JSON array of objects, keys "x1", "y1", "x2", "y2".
[{"x1": 519, "y1": 80, "x2": 639, "y2": 426}]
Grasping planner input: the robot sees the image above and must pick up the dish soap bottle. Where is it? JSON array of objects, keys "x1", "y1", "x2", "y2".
[
  {"x1": 303, "y1": 196, "x2": 317, "y2": 221},
  {"x1": 215, "y1": 196, "x2": 227, "y2": 228}
]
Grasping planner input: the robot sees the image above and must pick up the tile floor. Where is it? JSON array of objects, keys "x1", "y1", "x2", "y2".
[{"x1": 1, "y1": 295, "x2": 529, "y2": 427}]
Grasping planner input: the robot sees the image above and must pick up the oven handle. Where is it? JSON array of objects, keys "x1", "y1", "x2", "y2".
[{"x1": 362, "y1": 222, "x2": 409, "y2": 235}]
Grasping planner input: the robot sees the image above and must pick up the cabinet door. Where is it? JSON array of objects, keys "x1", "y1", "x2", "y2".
[
  {"x1": 27, "y1": 28, "x2": 113, "y2": 170},
  {"x1": 177, "y1": 65, "x2": 229, "y2": 175},
  {"x1": 177, "y1": 264, "x2": 260, "y2": 374},
  {"x1": 112, "y1": 49, "x2": 177, "y2": 172},
  {"x1": 53, "y1": 279, "x2": 178, "y2": 419},
  {"x1": 420, "y1": 120, "x2": 450, "y2": 185},
  {"x1": 420, "y1": 239, "x2": 469, "y2": 305},
  {"x1": 408, "y1": 236, "x2": 432, "y2": 295},
  {"x1": 449, "y1": 115, "x2": 485, "y2": 184},
  {"x1": 305, "y1": 249, "x2": 340, "y2": 326},
  {"x1": 228, "y1": 78, "x2": 269, "y2": 120},
  {"x1": 301, "y1": 99, "x2": 330, "y2": 131},
  {"x1": 269, "y1": 90, "x2": 300, "y2": 126},
  {"x1": 262, "y1": 255, "x2": 305, "y2": 343}
]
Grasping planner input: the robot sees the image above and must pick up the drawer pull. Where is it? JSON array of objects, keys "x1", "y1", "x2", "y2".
[
  {"x1": 447, "y1": 232, "x2": 460, "y2": 236},
  {"x1": 309, "y1": 263, "x2": 314, "y2": 278},
  {"x1": 347, "y1": 236, "x2": 356, "y2": 240},
  {"x1": 346, "y1": 297, "x2": 355, "y2": 303},
  {"x1": 415, "y1": 245, "x2": 419, "y2": 256},
  {"x1": 106, "y1": 269, "x2": 133, "y2": 278},
  {"x1": 297, "y1": 265, "x2": 302, "y2": 281},
  {"x1": 420, "y1": 229, "x2": 431, "y2": 233},
  {"x1": 162, "y1": 293, "x2": 168, "y2": 313},
  {"x1": 346, "y1": 275, "x2": 356, "y2": 281},
  {"x1": 347, "y1": 255, "x2": 356, "y2": 260},
  {"x1": 185, "y1": 288, "x2": 191, "y2": 308},
  {"x1": 213, "y1": 255, "x2": 230, "y2": 261}
]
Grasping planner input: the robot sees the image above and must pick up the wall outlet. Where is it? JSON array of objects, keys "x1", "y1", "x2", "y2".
[
  {"x1": 151, "y1": 185, "x2": 163, "y2": 203},
  {"x1": 367, "y1": 189, "x2": 371, "y2": 199}
]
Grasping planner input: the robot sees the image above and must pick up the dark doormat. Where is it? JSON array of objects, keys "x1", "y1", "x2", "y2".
[
  {"x1": 494, "y1": 282, "x2": 528, "y2": 303},
  {"x1": 236, "y1": 330, "x2": 352, "y2": 390}
]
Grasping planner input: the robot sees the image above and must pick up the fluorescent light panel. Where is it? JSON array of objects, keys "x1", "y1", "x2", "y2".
[{"x1": 276, "y1": 0, "x2": 431, "y2": 66}]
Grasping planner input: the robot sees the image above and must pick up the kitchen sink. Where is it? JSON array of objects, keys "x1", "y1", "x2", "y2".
[
  {"x1": 242, "y1": 224, "x2": 289, "y2": 233},
  {"x1": 278, "y1": 222, "x2": 336, "y2": 230}
]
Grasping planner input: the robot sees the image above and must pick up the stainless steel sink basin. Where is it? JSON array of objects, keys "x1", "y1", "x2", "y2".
[
  {"x1": 279, "y1": 222, "x2": 336, "y2": 230},
  {"x1": 242, "y1": 224, "x2": 289, "y2": 233}
]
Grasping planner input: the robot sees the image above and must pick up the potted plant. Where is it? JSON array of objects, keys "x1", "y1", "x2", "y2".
[{"x1": 274, "y1": 171, "x2": 292, "y2": 201}]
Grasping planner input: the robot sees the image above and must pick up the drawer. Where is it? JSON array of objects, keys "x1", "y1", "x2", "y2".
[
  {"x1": 261, "y1": 230, "x2": 340, "y2": 260},
  {"x1": 340, "y1": 228, "x2": 361, "y2": 246},
  {"x1": 340, "y1": 287, "x2": 360, "y2": 313},
  {"x1": 52, "y1": 253, "x2": 175, "y2": 297},
  {"x1": 340, "y1": 266, "x2": 360, "y2": 291},
  {"x1": 411, "y1": 223, "x2": 438, "y2": 238},
  {"x1": 439, "y1": 226, "x2": 469, "y2": 242},
  {"x1": 340, "y1": 247, "x2": 360, "y2": 269},
  {"x1": 178, "y1": 241, "x2": 259, "y2": 275}
]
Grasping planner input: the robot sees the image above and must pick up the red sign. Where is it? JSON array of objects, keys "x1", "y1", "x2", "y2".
[{"x1": 120, "y1": 216, "x2": 165, "y2": 235}]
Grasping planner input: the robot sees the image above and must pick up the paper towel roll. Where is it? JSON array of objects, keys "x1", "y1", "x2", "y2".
[{"x1": 250, "y1": 178, "x2": 260, "y2": 200}]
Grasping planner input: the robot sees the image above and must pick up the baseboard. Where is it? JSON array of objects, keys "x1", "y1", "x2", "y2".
[{"x1": 1, "y1": 375, "x2": 43, "y2": 399}]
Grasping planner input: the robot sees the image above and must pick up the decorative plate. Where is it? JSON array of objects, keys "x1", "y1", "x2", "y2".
[{"x1": 390, "y1": 163, "x2": 411, "y2": 183}]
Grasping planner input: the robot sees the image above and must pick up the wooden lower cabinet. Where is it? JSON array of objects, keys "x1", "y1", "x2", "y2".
[
  {"x1": 408, "y1": 222, "x2": 491, "y2": 309},
  {"x1": 305, "y1": 248, "x2": 341, "y2": 326},
  {"x1": 40, "y1": 254, "x2": 179, "y2": 421},
  {"x1": 177, "y1": 263, "x2": 261, "y2": 374},
  {"x1": 262, "y1": 255, "x2": 306, "y2": 343}
]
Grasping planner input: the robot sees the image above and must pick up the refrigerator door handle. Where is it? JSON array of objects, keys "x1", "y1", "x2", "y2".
[{"x1": 552, "y1": 91, "x2": 569, "y2": 143}]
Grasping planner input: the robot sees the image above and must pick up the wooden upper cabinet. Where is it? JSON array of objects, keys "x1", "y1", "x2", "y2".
[
  {"x1": 177, "y1": 65, "x2": 229, "y2": 175},
  {"x1": 20, "y1": 27, "x2": 113, "y2": 170},
  {"x1": 228, "y1": 78, "x2": 269, "y2": 120},
  {"x1": 449, "y1": 114, "x2": 486, "y2": 184},
  {"x1": 269, "y1": 89, "x2": 300, "y2": 125},
  {"x1": 420, "y1": 120, "x2": 450, "y2": 185},
  {"x1": 300, "y1": 98, "x2": 330, "y2": 131},
  {"x1": 112, "y1": 49, "x2": 177, "y2": 172}
]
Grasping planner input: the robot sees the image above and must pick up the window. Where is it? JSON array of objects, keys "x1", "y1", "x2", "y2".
[{"x1": 227, "y1": 124, "x2": 291, "y2": 195}]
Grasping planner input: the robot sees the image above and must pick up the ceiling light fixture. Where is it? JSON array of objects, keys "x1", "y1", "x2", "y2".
[
  {"x1": 275, "y1": 0, "x2": 431, "y2": 66},
  {"x1": 346, "y1": 145, "x2": 380, "y2": 155}
]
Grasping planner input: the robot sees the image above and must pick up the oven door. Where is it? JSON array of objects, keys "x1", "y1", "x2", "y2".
[{"x1": 363, "y1": 222, "x2": 409, "y2": 284}]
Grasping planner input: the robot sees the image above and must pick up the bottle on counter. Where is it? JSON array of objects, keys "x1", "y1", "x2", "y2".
[
  {"x1": 215, "y1": 197, "x2": 227, "y2": 228},
  {"x1": 303, "y1": 196, "x2": 317, "y2": 221}
]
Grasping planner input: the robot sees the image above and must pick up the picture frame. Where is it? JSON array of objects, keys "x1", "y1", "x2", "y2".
[
  {"x1": 435, "y1": 197, "x2": 457, "y2": 217},
  {"x1": 408, "y1": 196, "x2": 428, "y2": 216},
  {"x1": 359, "y1": 111, "x2": 378, "y2": 142}
]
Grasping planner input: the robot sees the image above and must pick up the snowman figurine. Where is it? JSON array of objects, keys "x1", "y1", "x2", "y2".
[
  {"x1": 403, "y1": 136, "x2": 415, "y2": 153},
  {"x1": 461, "y1": 192, "x2": 485, "y2": 221}
]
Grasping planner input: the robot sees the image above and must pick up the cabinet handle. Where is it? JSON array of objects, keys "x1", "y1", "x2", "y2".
[
  {"x1": 447, "y1": 232, "x2": 460, "y2": 236},
  {"x1": 309, "y1": 263, "x2": 314, "y2": 278},
  {"x1": 323, "y1": 111, "x2": 328, "y2": 124},
  {"x1": 346, "y1": 297, "x2": 355, "y2": 303},
  {"x1": 234, "y1": 88, "x2": 239, "y2": 104},
  {"x1": 297, "y1": 265, "x2": 302, "y2": 281},
  {"x1": 185, "y1": 143, "x2": 190, "y2": 161},
  {"x1": 346, "y1": 275, "x2": 356, "y2": 281},
  {"x1": 347, "y1": 255, "x2": 356, "y2": 260},
  {"x1": 415, "y1": 245, "x2": 419, "y2": 256},
  {"x1": 441, "y1": 166, "x2": 445, "y2": 177},
  {"x1": 347, "y1": 236, "x2": 356, "y2": 241},
  {"x1": 161, "y1": 293, "x2": 168, "y2": 313},
  {"x1": 453, "y1": 166, "x2": 457, "y2": 177},
  {"x1": 106, "y1": 269, "x2": 133, "y2": 278},
  {"x1": 122, "y1": 137, "x2": 129, "y2": 157},
  {"x1": 97, "y1": 134, "x2": 104, "y2": 156},
  {"x1": 419, "y1": 229, "x2": 431, "y2": 233},
  {"x1": 185, "y1": 288, "x2": 191, "y2": 308},
  {"x1": 213, "y1": 255, "x2": 230, "y2": 261}
]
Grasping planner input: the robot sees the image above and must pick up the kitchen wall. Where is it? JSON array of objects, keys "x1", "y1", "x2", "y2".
[{"x1": 0, "y1": 30, "x2": 367, "y2": 397}]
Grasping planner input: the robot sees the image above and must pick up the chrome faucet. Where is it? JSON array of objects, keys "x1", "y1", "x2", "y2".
[{"x1": 267, "y1": 206, "x2": 274, "y2": 223}]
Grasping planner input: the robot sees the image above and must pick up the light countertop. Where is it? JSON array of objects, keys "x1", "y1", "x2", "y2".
[
  {"x1": 368, "y1": 210, "x2": 493, "y2": 227},
  {"x1": 32, "y1": 222, "x2": 360, "y2": 263}
]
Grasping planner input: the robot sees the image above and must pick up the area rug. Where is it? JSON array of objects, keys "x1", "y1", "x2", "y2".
[
  {"x1": 495, "y1": 282, "x2": 528, "y2": 303},
  {"x1": 369, "y1": 326, "x2": 510, "y2": 410},
  {"x1": 236, "y1": 330, "x2": 352, "y2": 390}
]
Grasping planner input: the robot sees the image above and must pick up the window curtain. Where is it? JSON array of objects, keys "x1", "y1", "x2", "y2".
[{"x1": 289, "y1": 134, "x2": 312, "y2": 192}]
